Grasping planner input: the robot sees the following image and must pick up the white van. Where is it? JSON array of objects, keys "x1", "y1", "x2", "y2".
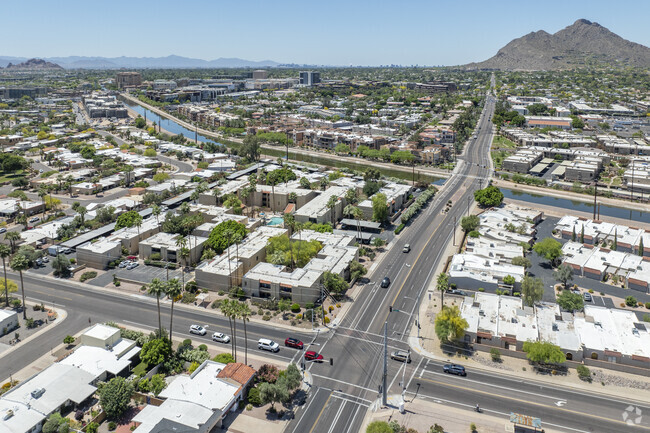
[{"x1": 258, "y1": 338, "x2": 280, "y2": 353}]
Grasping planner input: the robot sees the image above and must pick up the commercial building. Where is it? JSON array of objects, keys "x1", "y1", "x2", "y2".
[
  {"x1": 524, "y1": 116, "x2": 572, "y2": 130},
  {"x1": 299, "y1": 71, "x2": 321, "y2": 86},
  {"x1": 139, "y1": 232, "x2": 207, "y2": 264},
  {"x1": 76, "y1": 238, "x2": 122, "y2": 269},
  {"x1": 116, "y1": 72, "x2": 142, "y2": 89},
  {"x1": 0, "y1": 309, "x2": 18, "y2": 337},
  {"x1": 293, "y1": 186, "x2": 348, "y2": 225},
  {"x1": 252, "y1": 70, "x2": 268, "y2": 80},
  {"x1": 358, "y1": 182, "x2": 413, "y2": 220},
  {"x1": 242, "y1": 230, "x2": 358, "y2": 304}
]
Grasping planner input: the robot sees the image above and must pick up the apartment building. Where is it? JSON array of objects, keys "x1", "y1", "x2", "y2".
[
  {"x1": 358, "y1": 182, "x2": 413, "y2": 220},
  {"x1": 116, "y1": 72, "x2": 142, "y2": 89},
  {"x1": 139, "y1": 232, "x2": 207, "y2": 264},
  {"x1": 502, "y1": 149, "x2": 543, "y2": 173},
  {"x1": 293, "y1": 186, "x2": 348, "y2": 225}
]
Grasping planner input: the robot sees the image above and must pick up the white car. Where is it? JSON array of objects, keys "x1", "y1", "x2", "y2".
[
  {"x1": 211, "y1": 332, "x2": 231, "y2": 343},
  {"x1": 189, "y1": 325, "x2": 206, "y2": 336}
]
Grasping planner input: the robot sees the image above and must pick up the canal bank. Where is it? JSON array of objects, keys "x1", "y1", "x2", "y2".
[{"x1": 119, "y1": 94, "x2": 447, "y2": 184}]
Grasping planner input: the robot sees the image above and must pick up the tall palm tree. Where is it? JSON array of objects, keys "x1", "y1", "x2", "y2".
[
  {"x1": 190, "y1": 190, "x2": 199, "y2": 204},
  {"x1": 165, "y1": 278, "x2": 182, "y2": 342},
  {"x1": 10, "y1": 254, "x2": 29, "y2": 319},
  {"x1": 239, "y1": 301, "x2": 251, "y2": 365},
  {"x1": 175, "y1": 236, "x2": 189, "y2": 287},
  {"x1": 212, "y1": 187, "x2": 221, "y2": 206},
  {"x1": 147, "y1": 278, "x2": 166, "y2": 336},
  {"x1": 327, "y1": 196, "x2": 338, "y2": 227},
  {"x1": 37, "y1": 187, "x2": 48, "y2": 218},
  {"x1": 344, "y1": 205, "x2": 363, "y2": 243},
  {"x1": 5, "y1": 232, "x2": 20, "y2": 253},
  {"x1": 78, "y1": 206, "x2": 88, "y2": 226},
  {"x1": 223, "y1": 229, "x2": 234, "y2": 288},
  {"x1": 220, "y1": 299, "x2": 236, "y2": 359},
  {"x1": 152, "y1": 205, "x2": 161, "y2": 225},
  {"x1": 0, "y1": 244, "x2": 10, "y2": 307}
]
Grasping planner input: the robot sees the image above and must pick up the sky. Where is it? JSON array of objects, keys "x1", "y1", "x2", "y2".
[{"x1": 2, "y1": 0, "x2": 650, "y2": 66}]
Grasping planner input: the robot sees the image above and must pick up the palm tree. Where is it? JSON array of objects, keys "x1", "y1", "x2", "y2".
[
  {"x1": 5, "y1": 232, "x2": 20, "y2": 253},
  {"x1": 220, "y1": 299, "x2": 236, "y2": 359},
  {"x1": 267, "y1": 171, "x2": 278, "y2": 212},
  {"x1": 10, "y1": 254, "x2": 29, "y2": 319},
  {"x1": 239, "y1": 301, "x2": 251, "y2": 365},
  {"x1": 223, "y1": 229, "x2": 235, "y2": 288},
  {"x1": 344, "y1": 205, "x2": 363, "y2": 243},
  {"x1": 152, "y1": 205, "x2": 161, "y2": 225},
  {"x1": 15, "y1": 212, "x2": 27, "y2": 231},
  {"x1": 175, "y1": 236, "x2": 189, "y2": 287},
  {"x1": 37, "y1": 187, "x2": 48, "y2": 218},
  {"x1": 147, "y1": 278, "x2": 166, "y2": 336},
  {"x1": 240, "y1": 188, "x2": 250, "y2": 217},
  {"x1": 327, "y1": 196, "x2": 338, "y2": 227},
  {"x1": 0, "y1": 244, "x2": 10, "y2": 307},
  {"x1": 212, "y1": 187, "x2": 221, "y2": 206},
  {"x1": 165, "y1": 278, "x2": 182, "y2": 342},
  {"x1": 190, "y1": 190, "x2": 199, "y2": 204},
  {"x1": 77, "y1": 206, "x2": 88, "y2": 226}
]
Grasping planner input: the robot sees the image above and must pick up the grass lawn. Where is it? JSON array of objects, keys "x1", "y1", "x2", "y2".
[
  {"x1": 0, "y1": 170, "x2": 26, "y2": 183},
  {"x1": 132, "y1": 361, "x2": 149, "y2": 377},
  {"x1": 492, "y1": 135, "x2": 518, "y2": 149}
]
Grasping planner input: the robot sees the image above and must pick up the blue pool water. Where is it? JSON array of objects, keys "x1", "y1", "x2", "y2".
[{"x1": 267, "y1": 217, "x2": 284, "y2": 226}]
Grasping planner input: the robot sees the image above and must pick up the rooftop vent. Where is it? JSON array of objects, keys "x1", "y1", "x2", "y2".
[{"x1": 30, "y1": 388, "x2": 45, "y2": 399}]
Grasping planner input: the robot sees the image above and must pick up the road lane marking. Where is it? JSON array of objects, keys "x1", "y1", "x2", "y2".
[
  {"x1": 290, "y1": 388, "x2": 321, "y2": 433},
  {"x1": 416, "y1": 376, "x2": 648, "y2": 429},
  {"x1": 327, "y1": 400, "x2": 347, "y2": 433},
  {"x1": 26, "y1": 297, "x2": 65, "y2": 307},
  {"x1": 309, "y1": 391, "x2": 332, "y2": 433},
  {"x1": 331, "y1": 391, "x2": 372, "y2": 404},
  {"x1": 311, "y1": 374, "x2": 378, "y2": 395}
]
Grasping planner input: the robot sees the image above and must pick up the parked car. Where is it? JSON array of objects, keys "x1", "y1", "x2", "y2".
[
  {"x1": 127, "y1": 262, "x2": 139, "y2": 270},
  {"x1": 0, "y1": 228, "x2": 6, "y2": 234},
  {"x1": 583, "y1": 292, "x2": 592, "y2": 302},
  {"x1": 258, "y1": 338, "x2": 280, "y2": 353},
  {"x1": 305, "y1": 351, "x2": 324, "y2": 362},
  {"x1": 41, "y1": 256, "x2": 49, "y2": 263},
  {"x1": 380, "y1": 277, "x2": 391, "y2": 288},
  {"x1": 29, "y1": 217, "x2": 39, "y2": 223},
  {"x1": 119, "y1": 261, "x2": 129, "y2": 268},
  {"x1": 35, "y1": 258, "x2": 43, "y2": 267},
  {"x1": 211, "y1": 332, "x2": 230, "y2": 343},
  {"x1": 189, "y1": 325, "x2": 206, "y2": 336},
  {"x1": 285, "y1": 337, "x2": 304, "y2": 349},
  {"x1": 63, "y1": 248, "x2": 73, "y2": 254},
  {"x1": 402, "y1": 244, "x2": 411, "y2": 253},
  {"x1": 443, "y1": 364, "x2": 467, "y2": 376},
  {"x1": 127, "y1": 255, "x2": 138, "y2": 260},
  {"x1": 390, "y1": 350, "x2": 411, "y2": 363}
]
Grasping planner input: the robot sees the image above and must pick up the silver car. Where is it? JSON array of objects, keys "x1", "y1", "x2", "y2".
[{"x1": 212, "y1": 332, "x2": 231, "y2": 343}]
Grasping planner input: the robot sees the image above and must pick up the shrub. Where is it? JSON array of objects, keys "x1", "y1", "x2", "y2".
[
  {"x1": 188, "y1": 362, "x2": 200, "y2": 374},
  {"x1": 296, "y1": 314, "x2": 302, "y2": 320},
  {"x1": 86, "y1": 422, "x2": 99, "y2": 433},
  {"x1": 478, "y1": 288, "x2": 485, "y2": 292},
  {"x1": 305, "y1": 302, "x2": 315, "y2": 310},
  {"x1": 262, "y1": 315, "x2": 271, "y2": 321},
  {"x1": 324, "y1": 316, "x2": 330, "y2": 324},
  {"x1": 198, "y1": 344, "x2": 208, "y2": 351},
  {"x1": 470, "y1": 422, "x2": 477, "y2": 432},
  {"x1": 394, "y1": 223, "x2": 405, "y2": 234},
  {"x1": 291, "y1": 303, "x2": 300, "y2": 313},
  {"x1": 11, "y1": 299, "x2": 21, "y2": 308},
  {"x1": 577, "y1": 365, "x2": 591, "y2": 381},
  {"x1": 246, "y1": 403, "x2": 253, "y2": 411},
  {"x1": 645, "y1": 302, "x2": 650, "y2": 309},
  {"x1": 257, "y1": 364, "x2": 279, "y2": 383},
  {"x1": 25, "y1": 318, "x2": 35, "y2": 328},
  {"x1": 248, "y1": 387, "x2": 262, "y2": 405},
  {"x1": 625, "y1": 296, "x2": 637, "y2": 307},
  {"x1": 108, "y1": 422, "x2": 117, "y2": 431},
  {"x1": 213, "y1": 353, "x2": 235, "y2": 364},
  {"x1": 80, "y1": 271, "x2": 97, "y2": 282},
  {"x1": 490, "y1": 348, "x2": 501, "y2": 362},
  {"x1": 63, "y1": 335, "x2": 75, "y2": 345}
]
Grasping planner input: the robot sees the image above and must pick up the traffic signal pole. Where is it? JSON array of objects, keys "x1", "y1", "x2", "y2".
[{"x1": 382, "y1": 321, "x2": 387, "y2": 406}]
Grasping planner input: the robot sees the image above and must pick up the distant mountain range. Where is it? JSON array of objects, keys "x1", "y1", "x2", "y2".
[
  {"x1": 466, "y1": 19, "x2": 650, "y2": 70},
  {"x1": 4, "y1": 58, "x2": 63, "y2": 70},
  {"x1": 0, "y1": 55, "x2": 280, "y2": 69}
]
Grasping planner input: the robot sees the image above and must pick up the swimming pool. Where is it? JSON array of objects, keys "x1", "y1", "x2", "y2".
[{"x1": 267, "y1": 216, "x2": 284, "y2": 226}]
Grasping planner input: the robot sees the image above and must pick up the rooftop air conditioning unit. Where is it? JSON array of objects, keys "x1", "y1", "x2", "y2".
[{"x1": 31, "y1": 388, "x2": 45, "y2": 399}]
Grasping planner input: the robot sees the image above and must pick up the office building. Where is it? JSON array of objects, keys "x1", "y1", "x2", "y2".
[
  {"x1": 300, "y1": 71, "x2": 321, "y2": 86},
  {"x1": 115, "y1": 72, "x2": 142, "y2": 90}
]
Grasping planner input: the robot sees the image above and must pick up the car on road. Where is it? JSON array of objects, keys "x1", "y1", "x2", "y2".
[
  {"x1": 402, "y1": 244, "x2": 411, "y2": 253},
  {"x1": 390, "y1": 350, "x2": 411, "y2": 363},
  {"x1": 443, "y1": 364, "x2": 467, "y2": 376},
  {"x1": 0, "y1": 228, "x2": 6, "y2": 234},
  {"x1": 29, "y1": 217, "x2": 39, "y2": 223},
  {"x1": 583, "y1": 292, "x2": 592, "y2": 302},
  {"x1": 211, "y1": 332, "x2": 231, "y2": 343},
  {"x1": 258, "y1": 338, "x2": 280, "y2": 353},
  {"x1": 189, "y1": 325, "x2": 206, "y2": 336},
  {"x1": 305, "y1": 351, "x2": 324, "y2": 362},
  {"x1": 285, "y1": 337, "x2": 304, "y2": 349},
  {"x1": 127, "y1": 262, "x2": 139, "y2": 270},
  {"x1": 380, "y1": 277, "x2": 391, "y2": 288}
]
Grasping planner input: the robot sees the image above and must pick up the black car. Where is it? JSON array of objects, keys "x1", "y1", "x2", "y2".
[
  {"x1": 380, "y1": 277, "x2": 391, "y2": 288},
  {"x1": 443, "y1": 363, "x2": 466, "y2": 376}
]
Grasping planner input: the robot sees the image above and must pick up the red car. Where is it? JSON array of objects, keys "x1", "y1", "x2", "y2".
[
  {"x1": 305, "y1": 351, "x2": 324, "y2": 362},
  {"x1": 285, "y1": 338, "x2": 304, "y2": 349},
  {"x1": 127, "y1": 256, "x2": 138, "y2": 260}
]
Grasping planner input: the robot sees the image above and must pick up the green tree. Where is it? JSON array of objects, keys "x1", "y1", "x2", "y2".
[
  {"x1": 206, "y1": 220, "x2": 248, "y2": 254},
  {"x1": 148, "y1": 278, "x2": 166, "y2": 336},
  {"x1": 434, "y1": 305, "x2": 468, "y2": 342},
  {"x1": 460, "y1": 215, "x2": 480, "y2": 232},
  {"x1": 553, "y1": 264, "x2": 574, "y2": 289},
  {"x1": 242, "y1": 134, "x2": 261, "y2": 161},
  {"x1": 334, "y1": 143, "x2": 351, "y2": 154},
  {"x1": 364, "y1": 168, "x2": 381, "y2": 182},
  {"x1": 512, "y1": 256, "x2": 531, "y2": 269},
  {"x1": 349, "y1": 260, "x2": 367, "y2": 281},
  {"x1": 135, "y1": 116, "x2": 146, "y2": 129},
  {"x1": 324, "y1": 271, "x2": 348, "y2": 294},
  {"x1": 283, "y1": 363, "x2": 302, "y2": 391},
  {"x1": 115, "y1": 210, "x2": 143, "y2": 231},
  {"x1": 366, "y1": 421, "x2": 393, "y2": 433},
  {"x1": 238, "y1": 301, "x2": 252, "y2": 365},
  {"x1": 63, "y1": 335, "x2": 75, "y2": 344},
  {"x1": 5, "y1": 231, "x2": 20, "y2": 253},
  {"x1": 144, "y1": 148, "x2": 157, "y2": 157},
  {"x1": 521, "y1": 275, "x2": 544, "y2": 307},
  {"x1": 557, "y1": 290, "x2": 584, "y2": 312},
  {"x1": 51, "y1": 254, "x2": 71, "y2": 276},
  {"x1": 140, "y1": 338, "x2": 172, "y2": 365},
  {"x1": 258, "y1": 382, "x2": 289, "y2": 410},
  {"x1": 533, "y1": 237, "x2": 563, "y2": 266},
  {"x1": 99, "y1": 377, "x2": 134, "y2": 419},
  {"x1": 474, "y1": 186, "x2": 504, "y2": 207},
  {"x1": 522, "y1": 341, "x2": 566, "y2": 365},
  {"x1": 371, "y1": 192, "x2": 389, "y2": 223},
  {"x1": 10, "y1": 253, "x2": 29, "y2": 319},
  {"x1": 42, "y1": 413, "x2": 69, "y2": 433},
  {"x1": 148, "y1": 374, "x2": 167, "y2": 396},
  {"x1": 503, "y1": 275, "x2": 516, "y2": 286}
]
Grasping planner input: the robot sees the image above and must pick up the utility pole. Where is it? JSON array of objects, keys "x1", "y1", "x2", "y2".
[
  {"x1": 453, "y1": 216, "x2": 456, "y2": 246},
  {"x1": 412, "y1": 162, "x2": 415, "y2": 186},
  {"x1": 593, "y1": 181, "x2": 598, "y2": 220},
  {"x1": 467, "y1": 196, "x2": 471, "y2": 216},
  {"x1": 382, "y1": 321, "x2": 388, "y2": 407}
]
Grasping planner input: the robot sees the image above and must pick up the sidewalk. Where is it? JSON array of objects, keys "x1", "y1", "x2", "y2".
[{"x1": 361, "y1": 394, "x2": 566, "y2": 433}]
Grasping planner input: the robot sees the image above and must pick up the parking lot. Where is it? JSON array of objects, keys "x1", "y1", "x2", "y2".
[{"x1": 87, "y1": 261, "x2": 188, "y2": 287}]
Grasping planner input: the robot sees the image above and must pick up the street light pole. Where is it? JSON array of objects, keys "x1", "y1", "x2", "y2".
[{"x1": 382, "y1": 321, "x2": 387, "y2": 407}]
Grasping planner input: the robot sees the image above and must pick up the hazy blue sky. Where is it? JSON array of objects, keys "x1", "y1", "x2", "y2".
[{"x1": 3, "y1": 0, "x2": 650, "y2": 65}]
